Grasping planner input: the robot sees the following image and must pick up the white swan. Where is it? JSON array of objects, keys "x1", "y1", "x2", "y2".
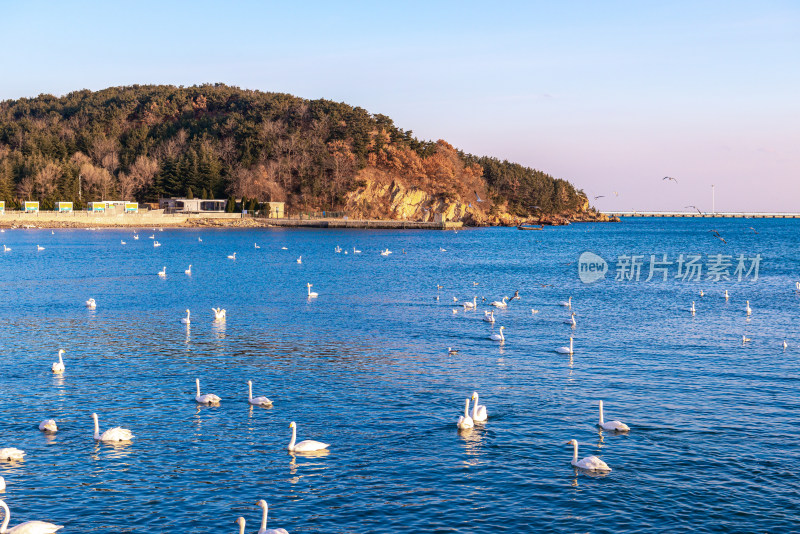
[
  {"x1": 133, "y1": 234, "x2": 139, "y2": 240},
  {"x1": 85, "y1": 298, "x2": 96, "y2": 309},
  {"x1": 783, "y1": 340, "x2": 788, "y2": 350},
  {"x1": 598, "y1": 400, "x2": 630, "y2": 431},
  {"x1": 0, "y1": 499, "x2": 63, "y2": 533},
  {"x1": 531, "y1": 309, "x2": 539, "y2": 314},
  {"x1": 197, "y1": 237, "x2": 202, "y2": 242},
  {"x1": 746, "y1": 300, "x2": 752, "y2": 316},
  {"x1": 559, "y1": 296, "x2": 572, "y2": 308},
  {"x1": 281, "y1": 246, "x2": 288, "y2": 250},
  {"x1": 0, "y1": 449, "x2": 25, "y2": 461},
  {"x1": 38, "y1": 420, "x2": 57, "y2": 433},
  {"x1": 380, "y1": 249, "x2": 392, "y2": 256},
  {"x1": 212, "y1": 307, "x2": 226, "y2": 321},
  {"x1": 566, "y1": 439, "x2": 611, "y2": 472},
  {"x1": 742, "y1": 335, "x2": 751, "y2": 344},
  {"x1": 247, "y1": 381, "x2": 273, "y2": 407},
  {"x1": 254, "y1": 243, "x2": 260, "y2": 249},
  {"x1": 353, "y1": 247, "x2": 361, "y2": 254},
  {"x1": 724, "y1": 289, "x2": 729, "y2": 301},
  {"x1": 564, "y1": 312, "x2": 576, "y2": 326},
  {"x1": 2, "y1": 245, "x2": 10, "y2": 252},
  {"x1": 483, "y1": 311, "x2": 495, "y2": 323},
  {"x1": 448, "y1": 347, "x2": 458, "y2": 355},
  {"x1": 157, "y1": 266, "x2": 166, "y2": 278},
  {"x1": 296, "y1": 256, "x2": 302, "y2": 264},
  {"x1": 51, "y1": 350, "x2": 65, "y2": 373},
  {"x1": 153, "y1": 240, "x2": 160, "y2": 247},
  {"x1": 235, "y1": 517, "x2": 246, "y2": 534},
  {"x1": 184, "y1": 265, "x2": 191, "y2": 275},
  {"x1": 335, "y1": 245, "x2": 342, "y2": 253},
  {"x1": 462, "y1": 296, "x2": 477, "y2": 309},
  {"x1": 36, "y1": 245, "x2": 44, "y2": 251},
  {"x1": 490, "y1": 297, "x2": 509, "y2": 308},
  {"x1": 195, "y1": 378, "x2": 220, "y2": 404},
  {"x1": 306, "y1": 283, "x2": 318, "y2": 298},
  {"x1": 181, "y1": 309, "x2": 191, "y2": 324},
  {"x1": 92, "y1": 413, "x2": 133, "y2": 442},
  {"x1": 699, "y1": 289, "x2": 704, "y2": 297},
  {"x1": 257, "y1": 500, "x2": 289, "y2": 534},
  {"x1": 288, "y1": 421, "x2": 329, "y2": 452},
  {"x1": 452, "y1": 309, "x2": 458, "y2": 314},
  {"x1": 120, "y1": 240, "x2": 126, "y2": 245},
  {"x1": 228, "y1": 252, "x2": 237, "y2": 260},
  {"x1": 457, "y1": 398, "x2": 474, "y2": 429},
  {"x1": 471, "y1": 392, "x2": 488, "y2": 422},
  {"x1": 556, "y1": 337, "x2": 573, "y2": 354},
  {"x1": 690, "y1": 301, "x2": 696, "y2": 315},
  {"x1": 0, "y1": 476, "x2": 4, "y2": 491},
  {"x1": 148, "y1": 234, "x2": 154, "y2": 239},
  {"x1": 489, "y1": 326, "x2": 505, "y2": 341}
]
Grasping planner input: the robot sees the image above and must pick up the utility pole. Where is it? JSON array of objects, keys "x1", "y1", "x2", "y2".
[
  {"x1": 712, "y1": 184, "x2": 715, "y2": 215},
  {"x1": 78, "y1": 173, "x2": 82, "y2": 203}
]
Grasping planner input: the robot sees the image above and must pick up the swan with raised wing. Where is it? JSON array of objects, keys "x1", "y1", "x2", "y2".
[
  {"x1": 566, "y1": 439, "x2": 611, "y2": 472},
  {"x1": 92, "y1": 413, "x2": 133, "y2": 442},
  {"x1": 51, "y1": 350, "x2": 65, "y2": 373},
  {"x1": 489, "y1": 326, "x2": 505, "y2": 341},
  {"x1": 0, "y1": 499, "x2": 63, "y2": 533},
  {"x1": 247, "y1": 381, "x2": 273, "y2": 407},
  {"x1": 195, "y1": 378, "x2": 220, "y2": 404},
  {"x1": 296, "y1": 256, "x2": 302, "y2": 264},
  {"x1": 457, "y1": 398, "x2": 474, "y2": 429},
  {"x1": 287, "y1": 421, "x2": 329, "y2": 452},
  {"x1": 598, "y1": 400, "x2": 630, "y2": 431},
  {"x1": 85, "y1": 298, "x2": 96, "y2": 309},
  {"x1": 256, "y1": 500, "x2": 289, "y2": 534},
  {"x1": 471, "y1": 392, "x2": 487, "y2": 422},
  {"x1": 212, "y1": 308, "x2": 226, "y2": 321}
]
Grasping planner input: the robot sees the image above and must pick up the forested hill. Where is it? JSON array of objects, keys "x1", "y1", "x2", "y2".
[{"x1": 0, "y1": 84, "x2": 594, "y2": 224}]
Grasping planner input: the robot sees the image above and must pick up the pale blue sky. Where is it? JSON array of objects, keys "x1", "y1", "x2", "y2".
[{"x1": 2, "y1": 1, "x2": 798, "y2": 211}]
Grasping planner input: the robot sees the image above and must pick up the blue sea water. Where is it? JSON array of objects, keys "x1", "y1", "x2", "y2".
[{"x1": 0, "y1": 218, "x2": 798, "y2": 533}]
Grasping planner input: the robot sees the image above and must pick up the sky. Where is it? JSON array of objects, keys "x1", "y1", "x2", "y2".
[{"x1": 2, "y1": 0, "x2": 798, "y2": 212}]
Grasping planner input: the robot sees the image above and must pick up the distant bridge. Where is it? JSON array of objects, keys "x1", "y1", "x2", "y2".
[{"x1": 601, "y1": 211, "x2": 800, "y2": 219}]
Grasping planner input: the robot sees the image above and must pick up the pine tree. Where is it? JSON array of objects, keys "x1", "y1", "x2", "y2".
[
  {"x1": 225, "y1": 196, "x2": 236, "y2": 213},
  {"x1": 186, "y1": 186, "x2": 194, "y2": 199}
]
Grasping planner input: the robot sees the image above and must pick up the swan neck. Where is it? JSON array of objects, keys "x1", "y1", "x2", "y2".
[
  {"x1": 471, "y1": 394, "x2": 478, "y2": 418},
  {"x1": 289, "y1": 426, "x2": 296, "y2": 450},
  {"x1": 572, "y1": 441, "x2": 579, "y2": 462},
  {"x1": 0, "y1": 499, "x2": 10, "y2": 532},
  {"x1": 260, "y1": 502, "x2": 268, "y2": 530},
  {"x1": 599, "y1": 402, "x2": 605, "y2": 425},
  {"x1": 248, "y1": 382, "x2": 253, "y2": 400},
  {"x1": 93, "y1": 415, "x2": 100, "y2": 439},
  {"x1": 196, "y1": 380, "x2": 201, "y2": 396},
  {"x1": 464, "y1": 398, "x2": 471, "y2": 417}
]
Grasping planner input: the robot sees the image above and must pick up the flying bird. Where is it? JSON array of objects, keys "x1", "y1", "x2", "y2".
[
  {"x1": 685, "y1": 205, "x2": 702, "y2": 214},
  {"x1": 594, "y1": 195, "x2": 605, "y2": 200},
  {"x1": 474, "y1": 191, "x2": 484, "y2": 202},
  {"x1": 710, "y1": 229, "x2": 727, "y2": 244},
  {"x1": 663, "y1": 176, "x2": 678, "y2": 183},
  {"x1": 748, "y1": 227, "x2": 758, "y2": 234}
]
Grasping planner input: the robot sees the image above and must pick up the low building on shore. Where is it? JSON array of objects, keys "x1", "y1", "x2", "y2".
[
  {"x1": 56, "y1": 202, "x2": 73, "y2": 213},
  {"x1": 24, "y1": 201, "x2": 39, "y2": 213},
  {"x1": 159, "y1": 198, "x2": 227, "y2": 213}
]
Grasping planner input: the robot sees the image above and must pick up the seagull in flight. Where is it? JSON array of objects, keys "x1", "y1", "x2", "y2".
[
  {"x1": 710, "y1": 229, "x2": 727, "y2": 244},
  {"x1": 748, "y1": 227, "x2": 758, "y2": 234},
  {"x1": 685, "y1": 205, "x2": 702, "y2": 214},
  {"x1": 474, "y1": 191, "x2": 483, "y2": 202},
  {"x1": 663, "y1": 176, "x2": 678, "y2": 183},
  {"x1": 594, "y1": 195, "x2": 605, "y2": 200}
]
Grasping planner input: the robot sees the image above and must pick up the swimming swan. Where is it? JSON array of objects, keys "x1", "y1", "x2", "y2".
[
  {"x1": 247, "y1": 381, "x2": 273, "y2": 407},
  {"x1": 287, "y1": 421, "x2": 329, "y2": 452},
  {"x1": 690, "y1": 301, "x2": 696, "y2": 316},
  {"x1": 212, "y1": 308, "x2": 226, "y2": 321},
  {"x1": 490, "y1": 297, "x2": 509, "y2": 308},
  {"x1": 195, "y1": 378, "x2": 221, "y2": 405},
  {"x1": 181, "y1": 309, "x2": 191, "y2": 324},
  {"x1": 296, "y1": 256, "x2": 302, "y2": 264},
  {"x1": 559, "y1": 296, "x2": 572, "y2": 308},
  {"x1": 51, "y1": 350, "x2": 65, "y2": 373},
  {"x1": 746, "y1": 300, "x2": 752, "y2": 316},
  {"x1": 0, "y1": 449, "x2": 25, "y2": 461},
  {"x1": 306, "y1": 283, "x2": 318, "y2": 298},
  {"x1": 457, "y1": 398, "x2": 474, "y2": 429},
  {"x1": 153, "y1": 241, "x2": 161, "y2": 247},
  {"x1": 0, "y1": 499, "x2": 63, "y2": 533},
  {"x1": 36, "y1": 245, "x2": 44, "y2": 251},
  {"x1": 489, "y1": 326, "x2": 505, "y2": 341},
  {"x1": 185, "y1": 265, "x2": 191, "y2": 275},
  {"x1": 158, "y1": 266, "x2": 166, "y2": 278},
  {"x1": 483, "y1": 311, "x2": 495, "y2": 323},
  {"x1": 92, "y1": 413, "x2": 133, "y2": 442},
  {"x1": 257, "y1": 500, "x2": 289, "y2": 534},
  {"x1": 556, "y1": 337, "x2": 574, "y2": 354},
  {"x1": 462, "y1": 296, "x2": 477, "y2": 309},
  {"x1": 38, "y1": 420, "x2": 57, "y2": 433},
  {"x1": 228, "y1": 252, "x2": 237, "y2": 260},
  {"x1": 471, "y1": 392, "x2": 488, "y2": 422},
  {"x1": 598, "y1": 400, "x2": 630, "y2": 431},
  {"x1": 566, "y1": 439, "x2": 611, "y2": 472},
  {"x1": 1, "y1": 246, "x2": 9, "y2": 253},
  {"x1": 564, "y1": 312, "x2": 576, "y2": 326},
  {"x1": 85, "y1": 298, "x2": 96, "y2": 309}
]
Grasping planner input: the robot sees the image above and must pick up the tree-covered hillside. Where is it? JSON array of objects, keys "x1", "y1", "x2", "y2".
[{"x1": 0, "y1": 84, "x2": 585, "y2": 216}]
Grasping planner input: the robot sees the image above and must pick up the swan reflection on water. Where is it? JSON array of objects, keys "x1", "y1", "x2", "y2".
[
  {"x1": 288, "y1": 450, "x2": 330, "y2": 485},
  {"x1": 212, "y1": 320, "x2": 226, "y2": 339},
  {"x1": 92, "y1": 439, "x2": 133, "y2": 461}
]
